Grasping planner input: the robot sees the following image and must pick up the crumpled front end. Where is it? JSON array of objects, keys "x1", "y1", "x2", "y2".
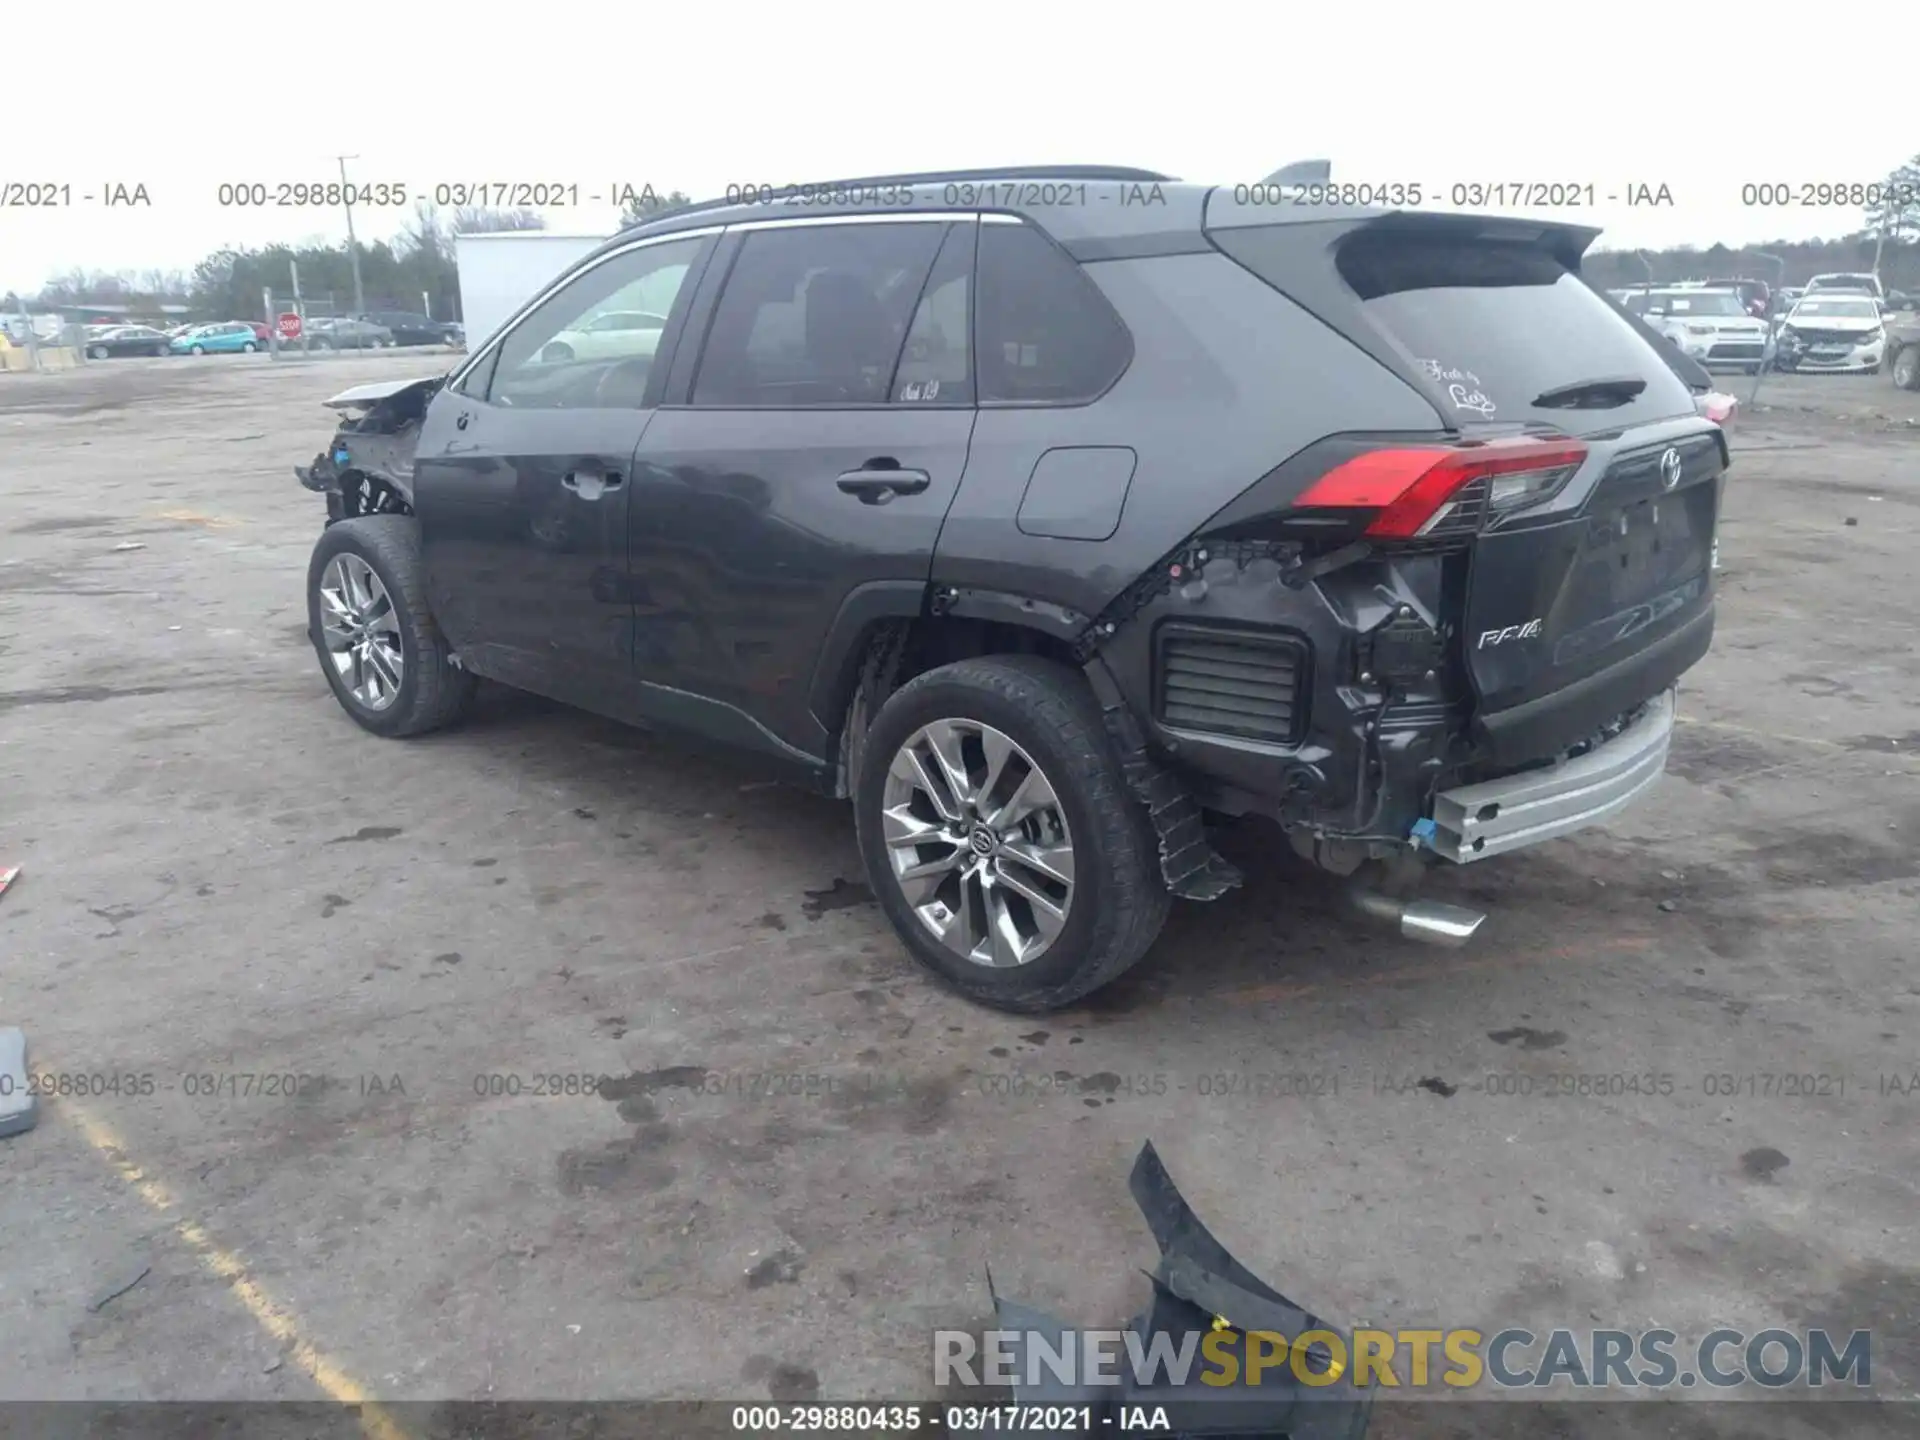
[{"x1": 293, "y1": 375, "x2": 444, "y2": 518}]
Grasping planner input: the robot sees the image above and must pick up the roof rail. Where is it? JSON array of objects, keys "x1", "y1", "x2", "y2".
[{"x1": 622, "y1": 165, "x2": 1178, "y2": 229}]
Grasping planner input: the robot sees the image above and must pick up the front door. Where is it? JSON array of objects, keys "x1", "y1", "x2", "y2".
[
  {"x1": 411, "y1": 230, "x2": 716, "y2": 717},
  {"x1": 628, "y1": 218, "x2": 978, "y2": 761}
]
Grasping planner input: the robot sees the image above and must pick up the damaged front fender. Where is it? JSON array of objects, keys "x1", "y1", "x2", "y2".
[{"x1": 293, "y1": 375, "x2": 445, "y2": 514}]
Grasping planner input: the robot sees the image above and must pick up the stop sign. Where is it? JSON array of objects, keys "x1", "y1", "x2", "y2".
[{"x1": 276, "y1": 312, "x2": 302, "y2": 340}]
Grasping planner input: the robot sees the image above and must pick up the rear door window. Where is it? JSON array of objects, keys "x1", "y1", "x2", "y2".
[
  {"x1": 1332, "y1": 233, "x2": 1697, "y2": 430},
  {"x1": 690, "y1": 221, "x2": 946, "y2": 407},
  {"x1": 892, "y1": 222, "x2": 973, "y2": 404}
]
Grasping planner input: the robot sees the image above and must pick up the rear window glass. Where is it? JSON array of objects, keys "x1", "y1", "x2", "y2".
[{"x1": 1333, "y1": 234, "x2": 1696, "y2": 428}]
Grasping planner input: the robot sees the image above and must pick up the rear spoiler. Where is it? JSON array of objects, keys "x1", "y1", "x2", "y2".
[{"x1": 1202, "y1": 201, "x2": 1716, "y2": 394}]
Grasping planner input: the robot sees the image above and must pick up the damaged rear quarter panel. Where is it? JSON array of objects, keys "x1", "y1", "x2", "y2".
[{"x1": 930, "y1": 249, "x2": 1439, "y2": 621}]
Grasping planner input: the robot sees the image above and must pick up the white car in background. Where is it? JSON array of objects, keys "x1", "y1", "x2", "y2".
[
  {"x1": 1773, "y1": 293, "x2": 1887, "y2": 374},
  {"x1": 1619, "y1": 287, "x2": 1771, "y2": 374},
  {"x1": 1805, "y1": 272, "x2": 1884, "y2": 302},
  {"x1": 537, "y1": 309, "x2": 668, "y2": 364}
]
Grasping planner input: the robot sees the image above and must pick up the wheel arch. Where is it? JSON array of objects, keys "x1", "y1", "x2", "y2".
[{"x1": 812, "y1": 583, "x2": 1097, "y2": 799}]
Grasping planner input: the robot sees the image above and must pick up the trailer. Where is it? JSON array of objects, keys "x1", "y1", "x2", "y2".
[{"x1": 452, "y1": 231, "x2": 610, "y2": 356}]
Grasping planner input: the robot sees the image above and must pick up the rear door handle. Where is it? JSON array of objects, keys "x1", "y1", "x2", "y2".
[
  {"x1": 562, "y1": 470, "x2": 624, "y2": 499},
  {"x1": 836, "y1": 467, "x2": 931, "y2": 504}
]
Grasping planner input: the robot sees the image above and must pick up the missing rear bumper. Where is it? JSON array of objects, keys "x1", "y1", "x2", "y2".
[{"x1": 1430, "y1": 689, "x2": 1675, "y2": 863}]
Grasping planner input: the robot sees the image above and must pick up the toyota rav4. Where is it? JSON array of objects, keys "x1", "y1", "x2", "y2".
[{"x1": 294, "y1": 165, "x2": 1725, "y2": 1013}]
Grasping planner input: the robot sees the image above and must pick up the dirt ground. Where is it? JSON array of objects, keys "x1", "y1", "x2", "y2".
[{"x1": 1, "y1": 353, "x2": 1915, "y2": 1437}]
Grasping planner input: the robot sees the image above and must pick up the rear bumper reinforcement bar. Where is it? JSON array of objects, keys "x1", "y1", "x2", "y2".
[{"x1": 1430, "y1": 689, "x2": 1675, "y2": 863}]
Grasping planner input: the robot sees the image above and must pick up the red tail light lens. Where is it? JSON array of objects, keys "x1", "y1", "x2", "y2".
[{"x1": 1293, "y1": 439, "x2": 1589, "y2": 539}]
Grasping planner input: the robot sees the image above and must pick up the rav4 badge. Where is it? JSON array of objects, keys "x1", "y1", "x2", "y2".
[{"x1": 1478, "y1": 620, "x2": 1544, "y2": 648}]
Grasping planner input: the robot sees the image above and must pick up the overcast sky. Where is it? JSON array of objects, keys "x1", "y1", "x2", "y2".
[{"x1": 4, "y1": 1, "x2": 1906, "y2": 293}]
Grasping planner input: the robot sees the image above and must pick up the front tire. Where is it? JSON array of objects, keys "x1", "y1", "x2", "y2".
[
  {"x1": 854, "y1": 655, "x2": 1170, "y2": 1013},
  {"x1": 88, "y1": 345, "x2": 108, "y2": 360},
  {"x1": 306, "y1": 516, "x2": 476, "y2": 738}
]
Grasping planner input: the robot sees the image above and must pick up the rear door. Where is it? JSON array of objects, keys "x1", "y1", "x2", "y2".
[{"x1": 627, "y1": 215, "x2": 976, "y2": 761}]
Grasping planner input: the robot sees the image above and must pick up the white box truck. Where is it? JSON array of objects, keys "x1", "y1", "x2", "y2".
[{"x1": 453, "y1": 232, "x2": 610, "y2": 354}]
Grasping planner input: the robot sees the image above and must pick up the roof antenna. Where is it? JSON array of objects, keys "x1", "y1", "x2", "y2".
[{"x1": 1260, "y1": 159, "x2": 1331, "y2": 186}]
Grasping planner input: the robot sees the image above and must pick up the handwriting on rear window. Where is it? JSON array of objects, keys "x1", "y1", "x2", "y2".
[{"x1": 1416, "y1": 359, "x2": 1496, "y2": 415}]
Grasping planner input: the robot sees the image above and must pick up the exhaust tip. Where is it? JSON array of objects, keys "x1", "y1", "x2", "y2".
[{"x1": 1398, "y1": 900, "x2": 1486, "y2": 948}]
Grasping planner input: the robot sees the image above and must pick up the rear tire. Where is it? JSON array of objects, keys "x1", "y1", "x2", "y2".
[
  {"x1": 243, "y1": 341, "x2": 257, "y2": 353},
  {"x1": 854, "y1": 655, "x2": 1170, "y2": 1013},
  {"x1": 306, "y1": 515, "x2": 476, "y2": 738},
  {"x1": 1893, "y1": 345, "x2": 1920, "y2": 391}
]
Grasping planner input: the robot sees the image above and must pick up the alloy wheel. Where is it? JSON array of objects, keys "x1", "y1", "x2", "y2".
[
  {"x1": 318, "y1": 553, "x2": 405, "y2": 710},
  {"x1": 880, "y1": 719, "x2": 1076, "y2": 968}
]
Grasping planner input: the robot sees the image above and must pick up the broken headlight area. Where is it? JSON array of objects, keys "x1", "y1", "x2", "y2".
[
  {"x1": 294, "y1": 376, "x2": 443, "y2": 517},
  {"x1": 961, "y1": 1142, "x2": 1373, "y2": 1439}
]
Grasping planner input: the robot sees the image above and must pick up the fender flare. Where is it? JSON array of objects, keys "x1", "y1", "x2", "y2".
[{"x1": 806, "y1": 580, "x2": 932, "y2": 737}]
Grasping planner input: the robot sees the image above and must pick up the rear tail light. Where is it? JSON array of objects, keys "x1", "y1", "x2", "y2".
[{"x1": 1292, "y1": 438, "x2": 1589, "y2": 539}]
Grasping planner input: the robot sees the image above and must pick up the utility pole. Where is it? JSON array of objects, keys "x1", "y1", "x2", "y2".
[{"x1": 338, "y1": 155, "x2": 366, "y2": 317}]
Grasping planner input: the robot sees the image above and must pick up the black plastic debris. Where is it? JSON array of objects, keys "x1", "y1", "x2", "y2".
[{"x1": 966, "y1": 1142, "x2": 1371, "y2": 1438}]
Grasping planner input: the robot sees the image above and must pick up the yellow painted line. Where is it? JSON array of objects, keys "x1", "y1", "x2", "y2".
[
  {"x1": 152, "y1": 509, "x2": 242, "y2": 529},
  {"x1": 59, "y1": 1098, "x2": 410, "y2": 1440}
]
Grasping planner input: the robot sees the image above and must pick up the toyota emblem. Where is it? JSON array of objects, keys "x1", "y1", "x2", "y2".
[{"x1": 1658, "y1": 447, "x2": 1683, "y2": 491}]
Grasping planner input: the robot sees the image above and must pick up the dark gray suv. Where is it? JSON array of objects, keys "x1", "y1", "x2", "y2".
[{"x1": 294, "y1": 165, "x2": 1725, "y2": 1012}]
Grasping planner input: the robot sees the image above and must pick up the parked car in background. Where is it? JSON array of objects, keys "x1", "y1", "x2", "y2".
[
  {"x1": 84, "y1": 325, "x2": 171, "y2": 359},
  {"x1": 1886, "y1": 312, "x2": 1920, "y2": 389},
  {"x1": 536, "y1": 307, "x2": 669, "y2": 364},
  {"x1": 169, "y1": 322, "x2": 261, "y2": 355},
  {"x1": 1805, "y1": 272, "x2": 1884, "y2": 301},
  {"x1": 308, "y1": 318, "x2": 395, "y2": 350},
  {"x1": 1671, "y1": 277, "x2": 1770, "y2": 317},
  {"x1": 1773, "y1": 293, "x2": 1886, "y2": 374},
  {"x1": 355, "y1": 311, "x2": 460, "y2": 347},
  {"x1": 1620, "y1": 287, "x2": 1770, "y2": 372}
]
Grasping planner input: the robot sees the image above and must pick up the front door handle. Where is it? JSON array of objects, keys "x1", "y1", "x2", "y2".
[
  {"x1": 836, "y1": 467, "x2": 931, "y2": 504},
  {"x1": 562, "y1": 470, "x2": 624, "y2": 499}
]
